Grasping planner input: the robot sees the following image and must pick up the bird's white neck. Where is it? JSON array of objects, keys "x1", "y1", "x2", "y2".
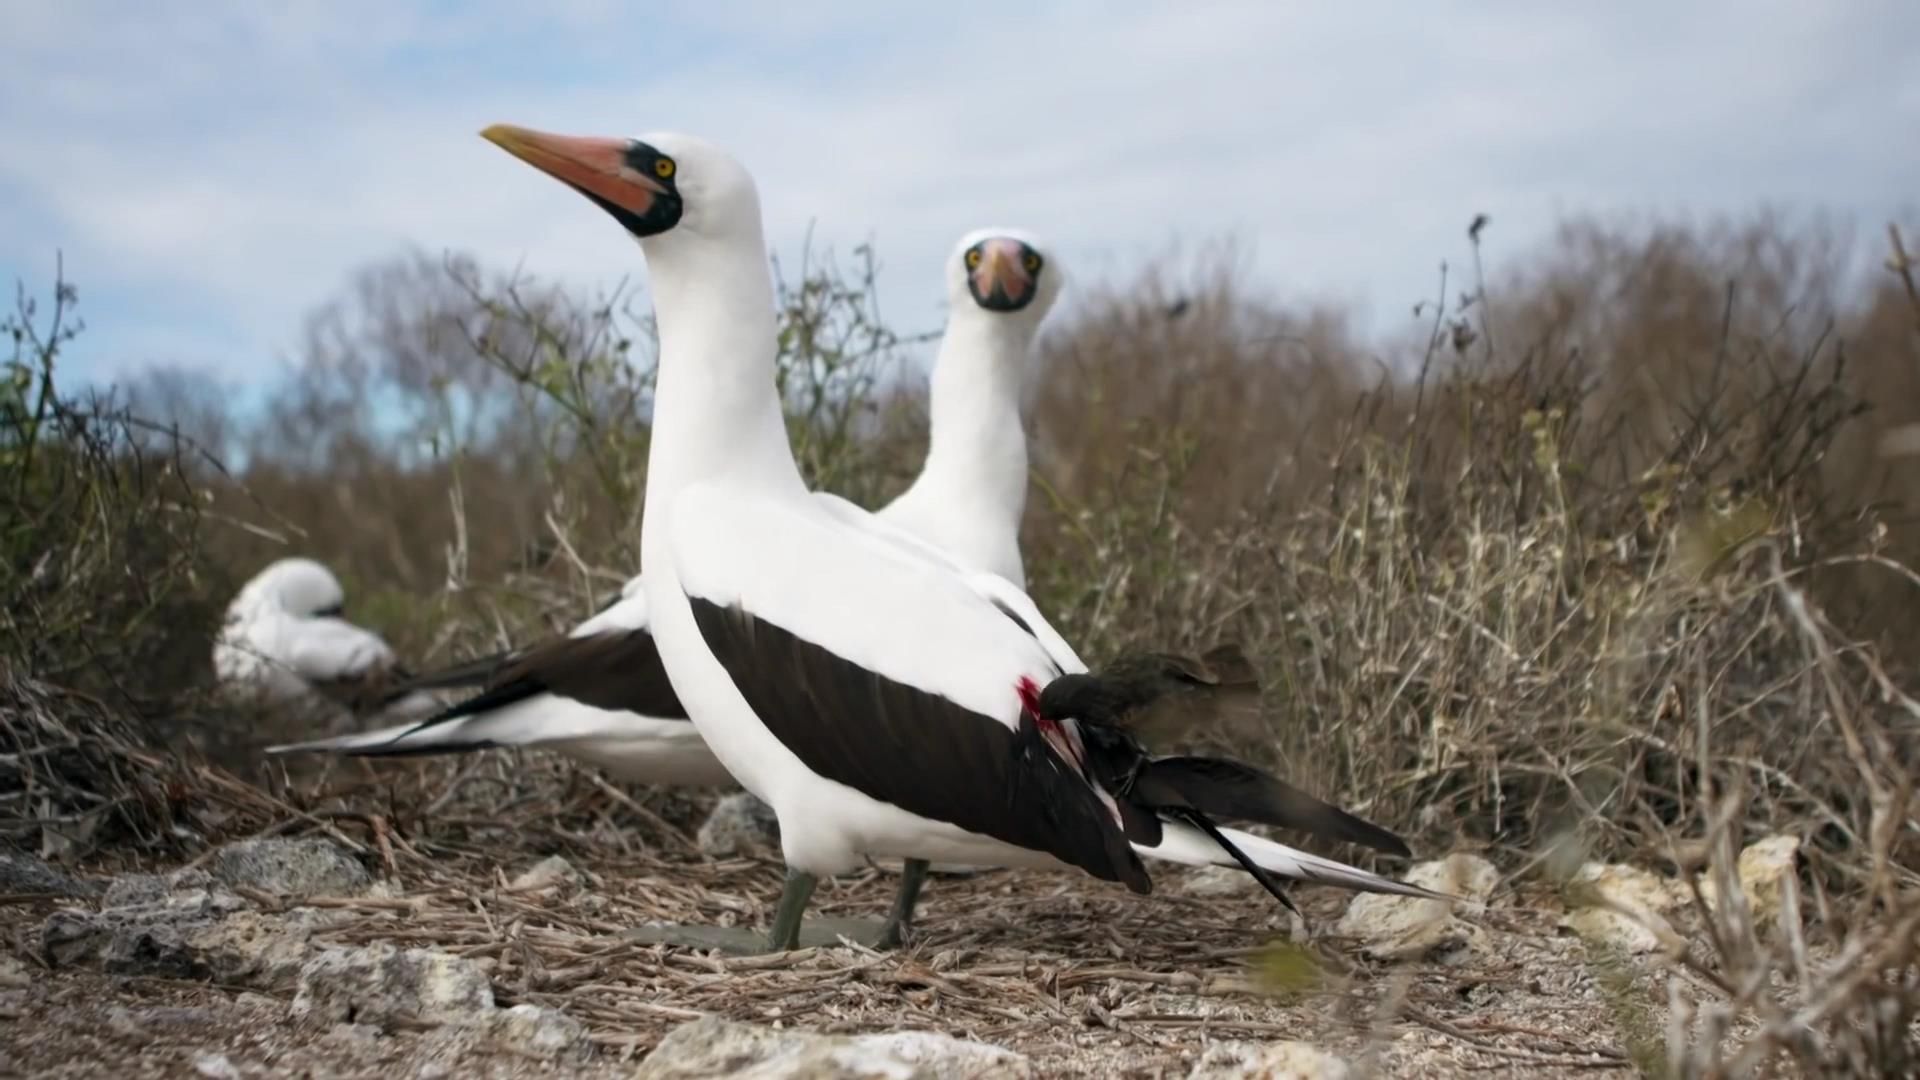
[
  {"x1": 640, "y1": 232, "x2": 803, "y2": 574},
  {"x1": 881, "y1": 312, "x2": 1034, "y2": 581}
]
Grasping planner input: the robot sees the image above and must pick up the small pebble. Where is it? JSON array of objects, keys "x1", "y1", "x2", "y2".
[{"x1": 193, "y1": 1053, "x2": 242, "y2": 1080}]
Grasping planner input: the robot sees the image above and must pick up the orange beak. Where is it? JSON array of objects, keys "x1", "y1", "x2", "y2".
[{"x1": 480, "y1": 123, "x2": 665, "y2": 216}]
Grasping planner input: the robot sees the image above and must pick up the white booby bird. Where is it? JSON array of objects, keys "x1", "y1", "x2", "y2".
[
  {"x1": 478, "y1": 122, "x2": 1450, "y2": 951},
  {"x1": 214, "y1": 557, "x2": 442, "y2": 727}
]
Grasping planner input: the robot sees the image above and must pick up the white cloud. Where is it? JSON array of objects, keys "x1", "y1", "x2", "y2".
[{"x1": 1, "y1": 1, "x2": 1914, "y2": 381}]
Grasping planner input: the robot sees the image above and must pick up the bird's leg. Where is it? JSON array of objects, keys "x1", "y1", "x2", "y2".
[
  {"x1": 767, "y1": 868, "x2": 818, "y2": 952},
  {"x1": 875, "y1": 858, "x2": 930, "y2": 950}
]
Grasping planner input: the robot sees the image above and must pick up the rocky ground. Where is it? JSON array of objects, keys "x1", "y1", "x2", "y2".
[{"x1": 0, "y1": 805, "x2": 1804, "y2": 1078}]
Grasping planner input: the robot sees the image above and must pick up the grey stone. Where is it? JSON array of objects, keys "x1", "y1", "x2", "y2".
[
  {"x1": 206, "y1": 838, "x2": 370, "y2": 898},
  {"x1": 102, "y1": 870, "x2": 245, "y2": 917},
  {"x1": 105, "y1": 1006, "x2": 148, "y2": 1041},
  {"x1": 39, "y1": 908, "x2": 113, "y2": 968},
  {"x1": 322, "y1": 1022, "x2": 386, "y2": 1047},
  {"x1": 696, "y1": 792, "x2": 781, "y2": 856},
  {"x1": 102, "y1": 872, "x2": 182, "y2": 910},
  {"x1": 39, "y1": 884, "x2": 323, "y2": 989},
  {"x1": 636, "y1": 1015, "x2": 1031, "y2": 1079},
  {"x1": 0, "y1": 852, "x2": 97, "y2": 897},
  {"x1": 103, "y1": 919, "x2": 199, "y2": 978},
  {"x1": 290, "y1": 944, "x2": 495, "y2": 1028},
  {"x1": 188, "y1": 910, "x2": 323, "y2": 988}
]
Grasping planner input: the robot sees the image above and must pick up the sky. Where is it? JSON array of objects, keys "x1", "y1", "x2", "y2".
[{"x1": 2, "y1": 1, "x2": 1916, "y2": 392}]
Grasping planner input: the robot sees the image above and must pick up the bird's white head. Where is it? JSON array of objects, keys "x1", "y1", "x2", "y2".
[
  {"x1": 480, "y1": 124, "x2": 761, "y2": 254},
  {"x1": 945, "y1": 226, "x2": 1063, "y2": 329},
  {"x1": 251, "y1": 558, "x2": 346, "y2": 619}
]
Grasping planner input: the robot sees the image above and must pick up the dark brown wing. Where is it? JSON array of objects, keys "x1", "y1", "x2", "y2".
[
  {"x1": 1040, "y1": 643, "x2": 1263, "y2": 748},
  {"x1": 688, "y1": 596, "x2": 1149, "y2": 894},
  {"x1": 1194, "y1": 643, "x2": 1259, "y2": 689},
  {"x1": 1128, "y1": 756, "x2": 1412, "y2": 857}
]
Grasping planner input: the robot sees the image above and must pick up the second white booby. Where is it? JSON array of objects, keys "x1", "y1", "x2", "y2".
[{"x1": 215, "y1": 557, "x2": 442, "y2": 727}]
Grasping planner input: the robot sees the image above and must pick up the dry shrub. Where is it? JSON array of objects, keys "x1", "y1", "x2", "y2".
[
  {"x1": 0, "y1": 671, "x2": 209, "y2": 860},
  {"x1": 1, "y1": 268, "x2": 229, "y2": 712},
  {"x1": 1656, "y1": 553, "x2": 1919, "y2": 1077},
  {"x1": 1020, "y1": 213, "x2": 1920, "y2": 1075}
]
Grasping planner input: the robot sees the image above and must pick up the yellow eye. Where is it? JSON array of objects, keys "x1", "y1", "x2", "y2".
[
  {"x1": 965, "y1": 249, "x2": 982, "y2": 269},
  {"x1": 654, "y1": 158, "x2": 676, "y2": 179},
  {"x1": 1023, "y1": 253, "x2": 1041, "y2": 272}
]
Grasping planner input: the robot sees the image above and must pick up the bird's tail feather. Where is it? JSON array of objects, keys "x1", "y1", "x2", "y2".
[
  {"x1": 1136, "y1": 820, "x2": 1454, "y2": 901},
  {"x1": 264, "y1": 719, "x2": 452, "y2": 756}
]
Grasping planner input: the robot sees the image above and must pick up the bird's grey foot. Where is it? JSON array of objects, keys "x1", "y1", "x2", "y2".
[{"x1": 875, "y1": 857, "x2": 931, "y2": 950}]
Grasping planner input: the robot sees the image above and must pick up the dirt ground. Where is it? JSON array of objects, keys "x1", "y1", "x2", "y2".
[{"x1": 1, "y1": 816, "x2": 1654, "y2": 1079}]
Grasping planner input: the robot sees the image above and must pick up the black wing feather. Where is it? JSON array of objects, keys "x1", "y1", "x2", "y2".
[
  {"x1": 354, "y1": 628, "x2": 689, "y2": 757},
  {"x1": 688, "y1": 596, "x2": 1149, "y2": 894}
]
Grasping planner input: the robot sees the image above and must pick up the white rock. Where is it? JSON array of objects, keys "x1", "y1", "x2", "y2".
[
  {"x1": 489, "y1": 1003, "x2": 589, "y2": 1059},
  {"x1": 1184, "y1": 865, "x2": 1260, "y2": 898},
  {"x1": 193, "y1": 1053, "x2": 243, "y2": 1080},
  {"x1": 509, "y1": 855, "x2": 583, "y2": 893},
  {"x1": 1335, "y1": 854, "x2": 1496, "y2": 962},
  {"x1": 635, "y1": 1015, "x2": 1030, "y2": 1079},
  {"x1": 0, "y1": 953, "x2": 30, "y2": 990},
  {"x1": 1188, "y1": 1039, "x2": 1350, "y2": 1079}
]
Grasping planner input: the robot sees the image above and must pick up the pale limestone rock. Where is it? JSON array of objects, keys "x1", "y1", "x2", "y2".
[
  {"x1": 1701, "y1": 834, "x2": 1802, "y2": 925},
  {"x1": 1737, "y1": 835, "x2": 1801, "y2": 922},
  {"x1": 1559, "y1": 862, "x2": 1687, "y2": 955},
  {"x1": 291, "y1": 944, "x2": 494, "y2": 1027},
  {"x1": 1188, "y1": 1038, "x2": 1351, "y2": 1079},
  {"x1": 635, "y1": 1015, "x2": 1031, "y2": 1079},
  {"x1": 508, "y1": 854, "x2": 583, "y2": 893},
  {"x1": 1335, "y1": 854, "x2": 1496, "y2": 962},
  {"x1": 488, "y1": 1003, "x2": 590, "y2": 1059},
  {"x1": 192, "y1": 1053, "x2": 243, "y2": 1079}
]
